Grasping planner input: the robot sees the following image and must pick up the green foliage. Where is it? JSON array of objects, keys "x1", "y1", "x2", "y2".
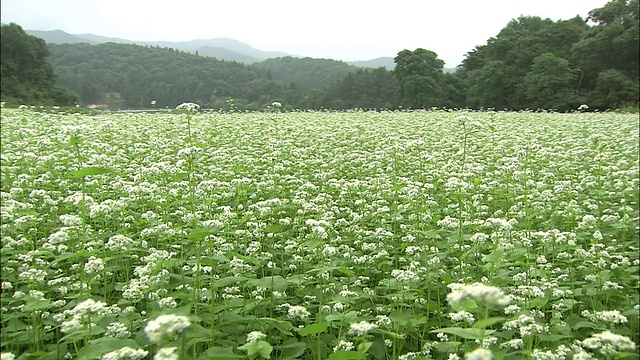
[
  {"x1": 0, "y1": 23, "x2": 78, "y2": 106},
  {"x1": 523, "y1": 53, "x2": 581, "y2": 111},
  {"x1": 394, "y1": 49, "x2": 446, "y2": 108}
]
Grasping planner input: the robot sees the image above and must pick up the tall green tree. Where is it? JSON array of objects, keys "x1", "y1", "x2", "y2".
[
  {"x1": 571, "y1": 0, "x2": 639, "y2": 108},
  {"x1": 460, "y1": 16, "x2": 588, "y2": 110},
  {"x1": 0, "y1": 23, "x2": 77, "y2": 105},
  {"x1": 394, "y1": 49, "x2": 445, "y2": 108},
  {"x1": 523, "y1": 53, "x2": 581, "y2": 111}
]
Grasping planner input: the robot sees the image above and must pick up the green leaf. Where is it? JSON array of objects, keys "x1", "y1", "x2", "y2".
[
  {"x1": 434, "y1": 341, "x2": 462, "y2": 353},
  {"x1": 264, "y1": 223, "x2": 285, "y2": 233},
  {"x1": 245, "y1": 276, "x2": 288, "y2": 292},
  {"x1": 278, "y1": 340, "x2": 307, "y2": 359},
  {"x1": 430, "y1": 327, "x2": 495, "y2": 340},
  {"x1": 188, "y1": 227, "x2": 215, "y2": 240},
  {"x1": 71, "y1": 167, "x2": 112, "y2": 178},
  {"x1": 22, "y1": 298, "x2": 53, "y2": 312},
  {"x1": 297, "y1": 322, "x2": 328, "y2": 336},
  {"x1": 473, "y1": 317, "x2": 506, "y2": 329},
  {"x1": 327, "y1": 351, "x2": 366, "y2": 360},
  {"x1": 76, "y1": 338, "x2": 140, "y2": 360},
  {"x1": 357, "y1": 341, "x2": 372, "y2": 353},
  {"x1": 213, "y1": 276, "x2": 246, "y2": 288},
  {"x1": 238, "y1": 340, "x2": 273, "y2": 359},
  {"x1": 537, "y1": 333, "x2": 571, "y2": 342},
  {"x1": 171, "y1": 172, "x2": 189, "y2": 181},
  {"x1": 197, "y1": 346, "x2": 243, "y2": 360},
  {"x1": 335, "y1": 267, "x2": 355, "y2": 277},
  {"x1": 259, "y1": 317, "x2": 294, "y2": 336},
  {"x1": 571, "y1": 320, "x2": 597, "y2": 331}
]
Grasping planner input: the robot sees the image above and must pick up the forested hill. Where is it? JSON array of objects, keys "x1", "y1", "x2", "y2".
[
  {"x1": 3, "y1": 0, "x2": 637, "y2": 111},
  {"x1": 46, "y1": 43, "x2": 359, "y2": 110}
]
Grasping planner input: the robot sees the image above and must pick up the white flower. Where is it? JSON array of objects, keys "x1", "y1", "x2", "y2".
[
  {"x1": 349, "y1": 321, "x2": 377, "y2": 336},
  {"x1": 145, "y1": 314, "x2": 191, "y2": 344},
  {"x1": 464, "y1": 348, "x2": 492, "y2": 360},
  {"x1": 105, "y1": 322, "x2": 131, "y2": 339},
  {"x1": 101, "y1": 347, "x2": 148, "y2": 360},
  {"x1": 287, "y1": 305, "x2": 311, "y2": 320},
  {"x1": 84, "y1": 256, "x2": 105, "y2": 274},
  {"x1": 333, "y1": 340, "x2": 355, "y2": 352},
  {"x1": 246, "y1": 331, "x2": 266, "y2": 343},
  {"x1": 580, "y1": 331, "x2": 636, "y2": 355},
  {"x1": 153, "y1": 347, "x2": 178, "y2": 360},
  {"x1": 581, "y1": 310, "x2": 628, "y2": 324},
  {"x1": 1, "y1": 353, "x2": 16, "y2": 360},
  {"x1": 448, "y1": 310, "x2": 475, "y2": 324},
  {"x1": 176, "y1": 102, "x2": 199, "y2": 113},
  {"x1": 447, "y1": 283, "x2": 510, "y2": 307}
]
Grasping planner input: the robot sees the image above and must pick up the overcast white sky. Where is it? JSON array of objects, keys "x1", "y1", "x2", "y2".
[{"x1": 1, "y1": 0, "x2": 608, "y2": 67}]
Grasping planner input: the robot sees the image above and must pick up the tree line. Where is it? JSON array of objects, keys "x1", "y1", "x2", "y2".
[{"x1": 1, "y1": 0, "x2": 637, "y2": 111}]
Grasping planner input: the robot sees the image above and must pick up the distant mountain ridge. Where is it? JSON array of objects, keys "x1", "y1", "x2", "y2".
[{"x1": 24, "y1": 29, "x2": 396, "y2": 69}]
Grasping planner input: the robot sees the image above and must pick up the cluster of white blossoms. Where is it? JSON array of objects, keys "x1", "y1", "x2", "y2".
[
  {"x1": 280, "y1": 303, "x2": 311, "y2": 320},
  {"x1": 579, "y1": 331, "x2": 636, "y2": 355},
  {"x1": 246, "y1": 331, "x2": 267, "y2": 343},
  {"x1": 446, "y1": 283, "x2": 510, "y2": 307},
  {"x1": 60, "y1": 298, "x2": 109, "y2": 334},
  {"x1": 580, "y1": 310, "x2": 628, "y2": 324},
  {"x1": 144, "y1": 314, "x2": 192, "y2": 344},
  {"x1": 100, "y1": 347, "x2": 148, "y2": 360},
  {"x1": 153, "y1": 347, "x2": 178, "y2": 360},
  {"x1": 464, "y1": 348, "x2": 493, "y2": 360},
  {"x1": 105, "y1": 322, "x2": 131, "y2": 339},
  {"x1": 349, "y1": 320, "x2": 377, "y2": 336},
  {"x1": 175, "y1": 102, "x2": 200, "y2": 113},
  {"x1": 448, "y1": 310, "x2": 476, "y2": 324}
]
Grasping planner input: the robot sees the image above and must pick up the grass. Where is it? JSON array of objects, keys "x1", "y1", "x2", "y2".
[{"x1": 1, "y1": 107, "x2": 638, "y2": 360}]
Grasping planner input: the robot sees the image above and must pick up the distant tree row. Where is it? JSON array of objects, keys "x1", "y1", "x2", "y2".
[
  {"x1": 398, "y1": 0, "x2": 638, "y2": 111},
  {"x1": 1, "y1": 0, "x2": 637, "y2": 111}
]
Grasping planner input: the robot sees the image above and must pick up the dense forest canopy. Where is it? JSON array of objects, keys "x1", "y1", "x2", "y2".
[
  {"x1": 0, "y1": 23, "x2": 78, "y2": 106},
  {"x1": 1, "y1": 0, "x2": 638, "y2": 111}
]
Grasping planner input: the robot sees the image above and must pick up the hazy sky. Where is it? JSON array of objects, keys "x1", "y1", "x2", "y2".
[{"x1": 2, "y1": 0, "x2": 608, "y2": 66}]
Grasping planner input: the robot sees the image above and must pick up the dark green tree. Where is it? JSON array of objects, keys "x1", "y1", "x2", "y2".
[
  {"x1": 0, "y1": 23, "x2": 78, "y2": 105},
  {"x1": 523, "y1": 53, "x2": 581, "y2": 111},
  {"x1": 394, "y1": 49, "x2": 445, "y2": 108},
  {"x1": 460, "y1": 16, "x2": 588, "y2": 110},
  {"x1": 571, "y1": 0, "x2": 639, "y2": 108},
  {"x1": 594, "y1": 69, "x2": 639, "y2": 108}
]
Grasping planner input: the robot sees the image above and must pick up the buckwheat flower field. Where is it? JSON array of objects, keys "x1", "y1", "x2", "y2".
[{"x1": 1, "y1": 107, "x2": 638, "y2": 360}]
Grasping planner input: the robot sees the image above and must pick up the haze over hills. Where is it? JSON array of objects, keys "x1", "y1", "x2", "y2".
[{"x1": 24, "y1": 29, "x2": 397, "y2": 69}]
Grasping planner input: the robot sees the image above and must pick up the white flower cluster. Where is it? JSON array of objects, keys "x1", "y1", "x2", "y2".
[
  {"x1": 60, "y1": 299, "x2": 109, "y2": 334},
  {"x1": 333, "y1": 340, "x2": 355, "y2": 351},
  {"x1": 448, "y1": 310, "x2": 476, "y2": 324},
  {"x1": 100, "y1": 347, "x2": 148, "y2": 360},
  {"x1": 280, "y1": 304, "x2": 311, "y2": 320},
  {"x1": 579, "y1": 330, "x2": 636, "y2": 355},
  {"x1": 84, "y1": 256, "x2": 105, "y2": 274},
  {"x1": 176, "y1": 102, "x2": 200, "y2": 113},
  {"x1": 246, "y1": 331, "x2": 266, "y2": 343},
  {"x1": 144, "y1": 314, "x2": 192, "y2": 344},
  {"x1": 153, "y1": 347, "x2": 178, "y2": 360},
  {"x1": 446, "y1": 283, "x2": 510, "y2": 307},
  {"x1": 349, "y1": 320, "x2": 377, "y2": 336},
  {"x1": 581, "y1": 310, "x2": 628, "y2": 324},
  {"x1": 105, "y1": 322, "x2": 131, "y2": 339},
  {"x1": 464, "y1": 348, "x2": 492, "y2": 360},
  {"x1": 106, "y1": 234, "x2": 136, "y2": 251}
]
